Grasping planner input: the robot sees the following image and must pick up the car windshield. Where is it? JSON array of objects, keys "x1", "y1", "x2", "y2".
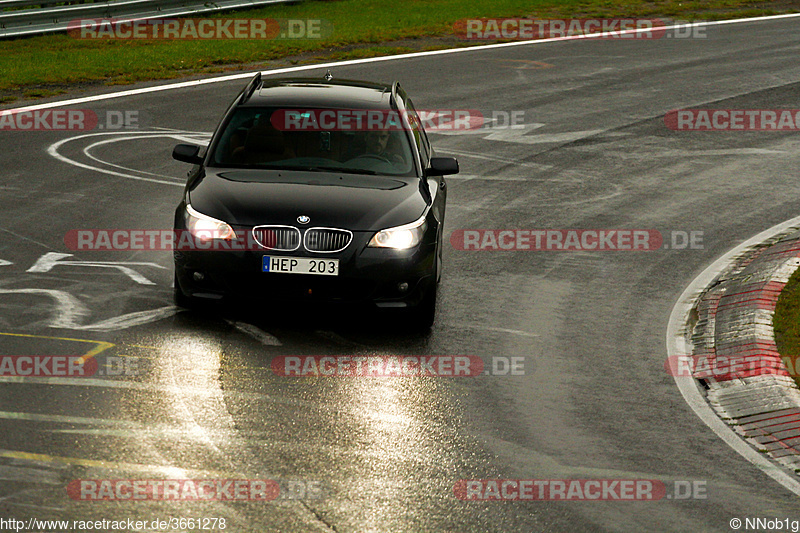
[{"x1": 210, "y1": 107, "x2": 416, "y2": 177}]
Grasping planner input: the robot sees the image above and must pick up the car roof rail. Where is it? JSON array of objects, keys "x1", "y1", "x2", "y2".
[
  {"x1": 390, "y1": 81, "x2": 400, "y2": 110},
  {"x1": 240, "y1": 72, "x2": 262, "y2": 104}
]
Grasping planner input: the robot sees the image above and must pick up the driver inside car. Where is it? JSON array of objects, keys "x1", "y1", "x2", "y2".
[{"x1": 359, "y1": 130, "x2": 405, "y2": 164}]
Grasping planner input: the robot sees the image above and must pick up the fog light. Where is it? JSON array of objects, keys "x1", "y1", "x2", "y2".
[
  {"x1": 397, "y1": 282, "x2": 409, "y2": 293},
  {"x1": 193, "y1": 271, "x2": 205, "y2": 282}
]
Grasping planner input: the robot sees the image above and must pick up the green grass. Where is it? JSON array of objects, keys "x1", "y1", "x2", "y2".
[
  {"x1": 1, "y1": 0, "x2": 798, "y2": 100},
  {"x1": 772, "y1": 265, "x2": 800, "y2": 388}
]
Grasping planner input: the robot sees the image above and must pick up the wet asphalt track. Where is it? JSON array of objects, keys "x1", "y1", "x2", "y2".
[{"x1": 2, "y1": 16, "x2": 800, "y2": 532}]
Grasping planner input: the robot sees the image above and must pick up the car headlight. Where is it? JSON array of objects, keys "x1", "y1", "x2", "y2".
[
  {"x1": 368, "y1": 215, "x2": 427, "y2": 249},
  {"x1": 185, "y1": 204, "x2": 235, "y2": 241}
]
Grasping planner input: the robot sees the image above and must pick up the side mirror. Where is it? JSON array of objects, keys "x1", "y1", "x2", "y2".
[
  {"x1": 426, "y1": 157, "x2": 459, "y2": 176},
  {"x1": 173, "y1": 144, "x2": 203, "y2": 165}
]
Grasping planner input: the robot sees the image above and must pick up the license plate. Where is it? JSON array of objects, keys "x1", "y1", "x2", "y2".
[{"x1": 262, "y1": 256, "x2": 339, "y2": 276}]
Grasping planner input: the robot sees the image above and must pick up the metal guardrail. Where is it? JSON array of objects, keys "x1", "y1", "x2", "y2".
[{"x1": 0, "y1": 0, "x2": 299, "y2": 38}]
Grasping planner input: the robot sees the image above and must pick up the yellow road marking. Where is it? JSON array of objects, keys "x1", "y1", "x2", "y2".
[{"x1": 0, "y1": 331, "x2": 114, "y2": 365}]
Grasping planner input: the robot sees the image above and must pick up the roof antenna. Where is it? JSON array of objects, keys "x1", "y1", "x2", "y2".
[{"x1": 324, "y1": 69, "x2": 333, "y2": 81}]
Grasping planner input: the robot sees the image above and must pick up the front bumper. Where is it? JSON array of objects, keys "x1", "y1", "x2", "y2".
[{"x1": 174, "y1": 230, "x2": 437, "y2": 308}]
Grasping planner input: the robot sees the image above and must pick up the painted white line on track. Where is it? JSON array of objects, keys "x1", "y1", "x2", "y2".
[
  {"x1": 0, "y1": 288, "x2": 89, "y2": 328},
  {"x1": 435, "y1": 148, "x2": 555, "y2": 173},
  {"x1": 27, "y1": 252, "x2": 165, "y2": 286},
  {"x1": 666, "y1": 216, "x2": 800, "y2": 496},
  {"x1": 0, "y1": 227, "x2": 55, "y2": 251},
  {"x1": 0, "y1": 375, "x2": 306, "y2": 404},
  {"x1": 82, "y1": 134, "x2": 202, "y2": 179},
  {"x1": 0, "y1": 410, "x2": 141, "y2": 427},
  {"x1": 449, "y1": 323, "x2": 540, "y2": 338},
  {"x1": 0, "y1": 447, "x2": 245, "y2": 478},
  {"x1": 229, "y1": 320, "x2": 282, "y2": 346},
  {"x1": 47, "y1": 131, "x2": 189, "y2": 186},
  {"x1": 73, "y1": 306, "x2": 181, "y2": 331},
  {"x1": 651, "y1": 148, "x2": 786, "y2": 157},
  {"x1": 0, "y1": 288, "x2": 180, "y2": 331},
  {"x1": 0, "y1": 14, "x2": 796, "y2": 115},
  {"x1": 447, "y1": 173, "x2": 530, "y2": 182}
]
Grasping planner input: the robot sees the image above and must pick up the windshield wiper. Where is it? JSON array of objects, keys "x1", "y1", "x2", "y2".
[
  {"x1": 271, "y1": 165, "x2": 379, "y2": 175},
  {"x1": 223, "y1": 164, "x2": 380, "y2": 175},
  {"x1": 307, "y1": 166, "x2": 378, "y2": 175}
]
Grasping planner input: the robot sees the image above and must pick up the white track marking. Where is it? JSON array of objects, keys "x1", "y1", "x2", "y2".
[
  {"x1": 651, "y1": 148, "x2": 786, "y2": 157},
  {"x1": 27, "y1": 252, "x2": 165, "y2": 286},
  {"x1": 0, "y1": 227, "x2": 54, "y2": 250},
  {"x1": 0, "y1": 410, "x2": 142, "y2": 427},
  {"x1": 48, "y1": 130, "x2": 208, "y2": 183},
  {"x1": 446, "y1": 173, "x2": 531, "y2": 182},
  {"x1": 432, "y1": 122, "x2": 545, "y2": 137},
  {"x1": 72, "y1": 306, "x2": 180, "y2": 331},
  {"x1": 0, "y1": 376, "x2": 318, "y2": 409},
  {"x1": 82, "y1": 134, "x2": 201, "y2": 179},
  {"x1": 0, "y1": 288, "x2": 89, "y2": 328},
  {"x1": 0, "y1": 288, "x2": 179, "y2": 331},
  {"x1": 0, "y1": 15, "x2": 796, "y2": 116},
  {"x1": 445, "y1": 174, "x2": 621, "y2": 206},
  {"x1": 448, "y1": 323, "x2": 540, "y2": 338},
  {"x1": 47, "y1": 131, "x2": 189, "y2": 186},
  {"x1": 437, "y1": 122, "x2": 610, "y2": 145},
  {"x1": 0, "y1": 260, "x2": 11, "y2": 266},
  {"x1": 489, "y1": 128, "x2": 608, "y2": 144},
  {"x1": 666, "y1": 216, "x2": 800, "y2": 496},
  {"x1": 0, "y1": 447, "x2": 245, "y2": 478},
  {"x1": 436, "y1": 148, "x2": 554, "y2": 172},
  {"x1": 229, "y1": 320, "x2": 282, "y2": 346}
]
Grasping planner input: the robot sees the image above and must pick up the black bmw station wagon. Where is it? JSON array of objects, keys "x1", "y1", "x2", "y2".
[{"x1": 172, "y1": 72, "x2": 459, "y2": 329}]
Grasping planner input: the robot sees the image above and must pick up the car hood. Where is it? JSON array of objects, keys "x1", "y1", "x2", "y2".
[{"x1": 187, "y1": 169, "x2": 428, "y2": 231}]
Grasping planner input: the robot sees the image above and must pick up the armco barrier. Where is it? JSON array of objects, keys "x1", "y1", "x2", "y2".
[{"x1": 0, "y1": 0, "x2": 300, "y2": 39}]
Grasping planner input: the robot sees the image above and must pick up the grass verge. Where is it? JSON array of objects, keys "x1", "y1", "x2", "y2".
[
  {"x1": 1, "y1": 0, "x2": 800, "y2": 102},
  {"x1": 772, "y1": 264, "x2": 800, "y2": 388}
]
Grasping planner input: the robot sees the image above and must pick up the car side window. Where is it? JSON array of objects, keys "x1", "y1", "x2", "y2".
[
  {"x1": 212, "y1": 108, "x2": 260, "y2": 165},
  {"x1": 404, "y1": 99, "x2": 430, "y2": 165}
]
